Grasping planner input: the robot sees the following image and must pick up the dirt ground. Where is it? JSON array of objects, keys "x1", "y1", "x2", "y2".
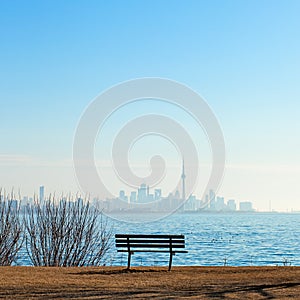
[{"x1": 0, "y1": 266, "x2": 299, "y2": 299}]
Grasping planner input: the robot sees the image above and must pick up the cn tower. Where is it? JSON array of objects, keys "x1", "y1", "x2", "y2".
[{"x1": 181, "y1": 159, "x2": 186, "y2": 201}]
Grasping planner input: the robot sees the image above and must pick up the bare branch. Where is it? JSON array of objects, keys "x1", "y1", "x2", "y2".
[{"x1": 24, "y1": 197, "x2": 113, "y2": 267}]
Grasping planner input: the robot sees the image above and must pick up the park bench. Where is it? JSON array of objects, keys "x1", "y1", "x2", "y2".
[{"x1": 115, "y1": 234, "x2": 188, "y2": 271}]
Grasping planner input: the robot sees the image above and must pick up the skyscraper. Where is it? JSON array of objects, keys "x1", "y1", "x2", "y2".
[
  {"x1": 154, "y1": 189, "x2": 161, "y2": 200},
  {"x1": 209, "y1": 189, "x2": 216, "y2": 210},
  {"x1": 227, "y1": 199, "x2": 236, "y2": 211},
  {"x1": 39, "y1": 186, "x2": 44, "y2": 203},
  {"x1": 138, "y1": 183, "x2": 147, "y2": 203},
  {"x1": 181, "y1": 159, "x2": 186, "y2": 201},
  {"x1": 130, "y1": 191, "x2": 137, "y2": 203}
]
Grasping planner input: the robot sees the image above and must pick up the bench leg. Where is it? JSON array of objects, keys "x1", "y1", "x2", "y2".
[
  {"x1": 127, "y1": 251, "x2": 132, "y2": 269},
  {"x1": 168, "y1": 252, "x2": 174, "y2": 271}
]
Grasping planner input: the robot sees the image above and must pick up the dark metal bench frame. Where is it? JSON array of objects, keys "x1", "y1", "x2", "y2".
[{"x1": 115, "y1": 234, "x2": 188, "y2": 271}]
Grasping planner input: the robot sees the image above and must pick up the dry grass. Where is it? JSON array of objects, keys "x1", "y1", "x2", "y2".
[{"x1": 0, "y1": 266, "x2": 299, "y2": 299}]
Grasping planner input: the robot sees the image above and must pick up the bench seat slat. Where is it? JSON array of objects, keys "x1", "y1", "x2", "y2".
[
  {"x1": 116, "y1": 239, "x2": 185, "y2": 244},
  {"x1": 116, "y1": 244, "x2": 185, "y2": 248},
  {"x1": 115, "y1": 234, "x2": 184, "y2": 239},
  {"x1": 117, "y1": 249, "x2": 188, "y2": 253}
]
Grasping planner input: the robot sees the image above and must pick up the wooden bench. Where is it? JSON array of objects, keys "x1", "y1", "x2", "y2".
[{"x1": 115, "y1": 234, "x2": 188, "y2": 271}]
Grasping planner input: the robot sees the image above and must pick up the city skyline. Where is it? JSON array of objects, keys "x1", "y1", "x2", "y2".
[
  {"x1": 41, "y1": 161, "x2": 256, "y2": 212},
  {"x1": 9, "y1": 183, "x2": 256, "y2": 214}
]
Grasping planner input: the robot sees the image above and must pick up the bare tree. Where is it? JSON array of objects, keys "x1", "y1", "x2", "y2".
[
  {"x1": 0, "y1": 189, "x2": 23, "y2": 266},
  {"x1": 24, "y1": 197, "x2": 113, "y2": 266}
]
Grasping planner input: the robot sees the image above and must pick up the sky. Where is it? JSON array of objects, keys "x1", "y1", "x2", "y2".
[{"x1": 0, "y1": 0, "x2": 300, "y2": 211}]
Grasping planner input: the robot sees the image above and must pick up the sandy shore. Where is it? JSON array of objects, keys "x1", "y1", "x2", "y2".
[{"x1": 0, "y1": 266, "x2": 299, "y2": 299}]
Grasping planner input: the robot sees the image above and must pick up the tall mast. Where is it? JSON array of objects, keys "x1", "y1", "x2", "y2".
[{"x1": 181, "y1": 159, "x2": 186, "y2": 201}]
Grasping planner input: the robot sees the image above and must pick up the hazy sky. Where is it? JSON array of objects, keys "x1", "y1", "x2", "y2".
[{"x1": 1, "y1": 0, "x2": 299, "y2": 211}]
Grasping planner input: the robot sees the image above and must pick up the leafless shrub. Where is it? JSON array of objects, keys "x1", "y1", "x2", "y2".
[
  {"x1": 24, "y1": 196, "x2": 113, "y2": 266},
  {"x1": 0, "y1": 189, "x2": 23, "y2": 266}
]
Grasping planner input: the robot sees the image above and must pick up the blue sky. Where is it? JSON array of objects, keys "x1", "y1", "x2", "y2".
[{"x1": 0, "y1": 1, "x2": 300, "y2": 211}]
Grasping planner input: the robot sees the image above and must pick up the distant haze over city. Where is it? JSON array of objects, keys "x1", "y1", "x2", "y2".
[{"x1": 1, "y1": 1, "x2": 300, "y2": 212}]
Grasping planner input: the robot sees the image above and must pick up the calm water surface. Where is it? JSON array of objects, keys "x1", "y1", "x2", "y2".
[{"x1": 17, "y1": 213, "x2": 300, "y2": 267}]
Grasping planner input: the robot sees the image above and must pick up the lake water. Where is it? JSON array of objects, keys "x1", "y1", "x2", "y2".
[{"x1": 17, "y1": 212, "x2": 300, "y2": 267}]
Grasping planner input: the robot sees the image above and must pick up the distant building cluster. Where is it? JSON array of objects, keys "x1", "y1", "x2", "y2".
[
  {"x1": 93, "y1": 161, "x2": 255, "y2": 213},
  {"x1": 94, "y1": 185, "x2": 255, "y2": 213},
  {"x1": 7, "y1": 164, "x2": 255, "y2": 213}
]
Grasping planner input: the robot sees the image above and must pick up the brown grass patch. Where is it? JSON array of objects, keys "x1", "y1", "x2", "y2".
[{"x1": 0, "y1": 266, "x2": 299, "y2": 299}]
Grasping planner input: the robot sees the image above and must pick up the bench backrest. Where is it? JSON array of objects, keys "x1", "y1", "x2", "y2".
[{"x1": 115, "y1": 234, "x2": 185, "y2": 251}]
